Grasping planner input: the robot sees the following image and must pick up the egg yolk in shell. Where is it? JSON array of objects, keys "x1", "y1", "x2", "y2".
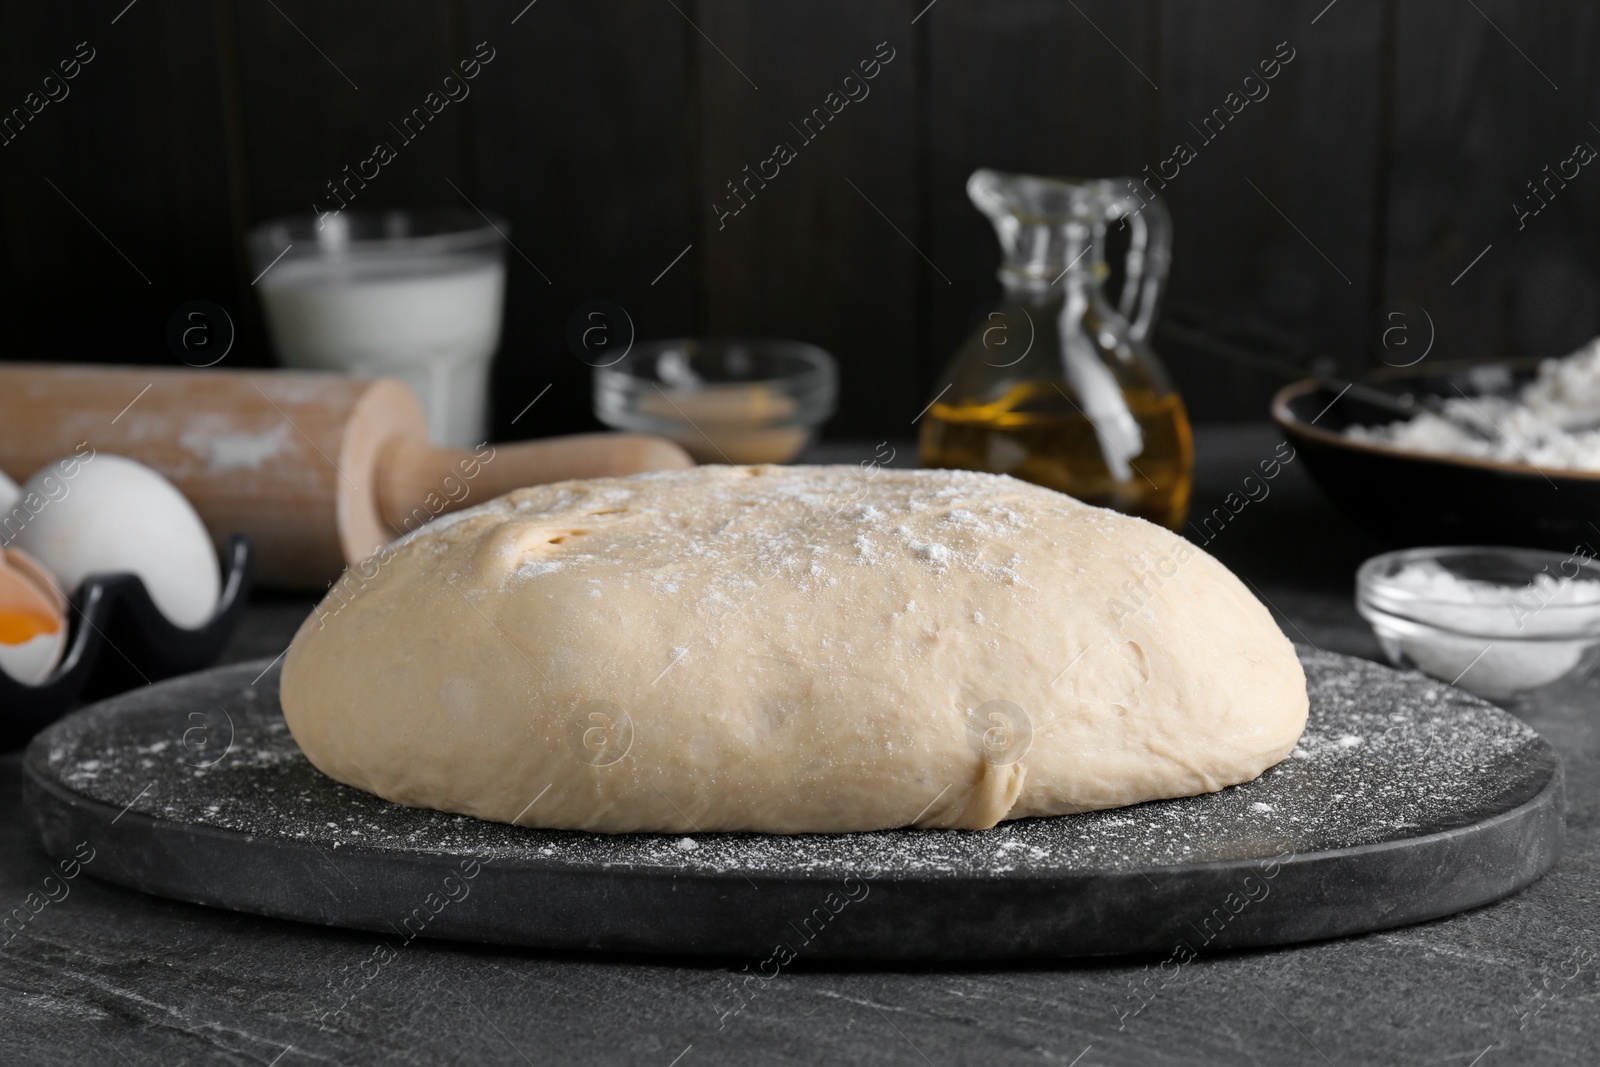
[{"x1": 0, "y1": 608, "x2": 60, "y2": 645}]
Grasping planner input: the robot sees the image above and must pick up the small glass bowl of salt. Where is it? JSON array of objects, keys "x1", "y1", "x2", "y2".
[{"x1": 1357, "y1": 546, "x2": 1600, "y2": 703}]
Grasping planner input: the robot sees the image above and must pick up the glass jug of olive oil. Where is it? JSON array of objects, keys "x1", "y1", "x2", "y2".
[{"x1": 920, "y1": 170, "x2": 1193, "y2": 530}]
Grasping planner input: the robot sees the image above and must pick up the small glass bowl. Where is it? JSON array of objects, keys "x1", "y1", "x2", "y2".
[
  {"x1": 1357, "y1": 545, "x2": 1600, "y2": 702},
  {"x1": 594, "y1": 338, "x2": 837, "y2": 464}
]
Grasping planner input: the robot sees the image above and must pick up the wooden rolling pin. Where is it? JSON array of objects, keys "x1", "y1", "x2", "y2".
[{"x1": 0, "y1": 363, "x2": 691, "y2": 588}]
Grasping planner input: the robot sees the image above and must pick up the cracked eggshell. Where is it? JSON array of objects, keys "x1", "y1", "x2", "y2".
[
  {"x1": 0, "y1": 625, "x2": 65, "y2": 684},
  {"x1": 12, "y1": 454, "x2": 221, "y2": 629},
  {"x1": 0, "y1": 548, "x2": 67, "y2": 684}
]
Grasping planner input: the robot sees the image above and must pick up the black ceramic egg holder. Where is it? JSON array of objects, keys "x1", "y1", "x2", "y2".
[{"x1": 0, "y1": 535, "x2": 252, "y2": 749}]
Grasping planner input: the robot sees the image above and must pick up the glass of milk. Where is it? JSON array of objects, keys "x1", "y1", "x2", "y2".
[{"x1": 249, "y1": 210, "x2": 506, "y2": 448}]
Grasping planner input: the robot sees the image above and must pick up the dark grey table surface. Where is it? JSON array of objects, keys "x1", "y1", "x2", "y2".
[{"x1": 2, "y1": 426, "x2": 1596, "y2": 1066}]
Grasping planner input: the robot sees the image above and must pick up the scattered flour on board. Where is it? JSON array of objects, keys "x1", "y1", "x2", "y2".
[{"x1": 40, "y1": 649, "x2": 1544, "y2": 878}]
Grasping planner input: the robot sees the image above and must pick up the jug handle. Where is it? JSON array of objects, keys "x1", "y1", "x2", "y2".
[{"x1": 1109, "y1": 185, "x2": 1172, "y2": 344}]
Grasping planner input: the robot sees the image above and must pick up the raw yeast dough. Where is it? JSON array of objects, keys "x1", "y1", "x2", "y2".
[{"x1": 281, "y1": 465, "x2": 1307, "y2": 833}]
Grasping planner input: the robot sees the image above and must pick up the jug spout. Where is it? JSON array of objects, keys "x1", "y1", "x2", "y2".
[
  {"x1": 967, "y1": 169, "x2": 1170, "y2": 341},
  {"x1": 967, "y1": 169, "x2": 1100, "y2": 286}
]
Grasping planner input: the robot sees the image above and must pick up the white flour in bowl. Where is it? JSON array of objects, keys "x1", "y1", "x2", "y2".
[
  {"x1": 1359, "y1": 556, "x2": 1600, "y2": 698},
  {"x1": 1346, "y1": 336, "x2": 1600, "y2": 470}
]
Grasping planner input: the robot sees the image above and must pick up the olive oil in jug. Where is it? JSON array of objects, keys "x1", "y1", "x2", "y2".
[{"x1": 920, "y1": 170, "x2": 1193, "y2": 530}]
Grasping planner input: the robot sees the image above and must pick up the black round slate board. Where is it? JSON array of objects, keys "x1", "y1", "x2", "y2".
[{"x1": 23, "y1": 648, "x2": 1563, "y2": 960}]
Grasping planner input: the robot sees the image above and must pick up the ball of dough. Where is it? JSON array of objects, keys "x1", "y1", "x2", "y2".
[
  {"x1": 282, "y1": 466, "x2": 1307, "y2": 833},
  {"x1": 10, "y1": 453, "x2": 220, "y2": 629}
]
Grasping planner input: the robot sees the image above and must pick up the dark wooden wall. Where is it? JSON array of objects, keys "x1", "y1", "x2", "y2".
[{"x1": 1, "y1": 0, "x2": 1596, "y2": 440}]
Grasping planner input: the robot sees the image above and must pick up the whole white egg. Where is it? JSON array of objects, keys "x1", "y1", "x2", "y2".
[
  {"x1": 0, "y1": 468, "x2": 19, "y2": 515},
  {"x1": 12, "y1": 453, "x2": 221, "y2": 629}
]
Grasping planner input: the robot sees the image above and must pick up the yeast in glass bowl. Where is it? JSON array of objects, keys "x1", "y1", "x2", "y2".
[{"x1": 594, "y1": 339, "x2": 837, "y2": 465}]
